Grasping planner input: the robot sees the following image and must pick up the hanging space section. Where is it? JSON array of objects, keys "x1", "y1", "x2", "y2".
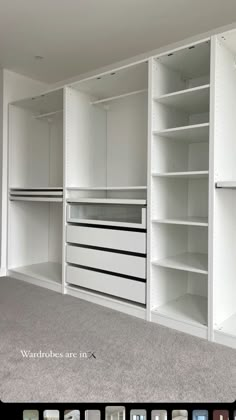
[
  {"x1": 149, "y1": 41, "x2": 211, "y2": 338},
  {"x1": 212, "y1": 32, "x2": 236, "y2": 348},
  {"x1": 8, "y1": 89, "x2": 64, "y2": 291},
  {"x1": 64, "y1": 62, "x2": 148, "y2": 317}
]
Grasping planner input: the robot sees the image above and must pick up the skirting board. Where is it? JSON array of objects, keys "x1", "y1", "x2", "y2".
[
  {"x1": 66, "y1": 284, "x2": 147, "y2": 320},
  {"x1": 214, "y1": 330, "x2": 236, "y2": 349},
  {"x1": 151, "y1": 312, "x2": 208, "y2": 339},
  {"x1": 0, "y1": 267, "x2": 7, "y2": 277},
  {"x1": 7, "y1": 269, "x2": 63, "y2": 293}
]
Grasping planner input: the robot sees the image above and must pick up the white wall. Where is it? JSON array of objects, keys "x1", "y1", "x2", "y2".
[{"x1": 0, "y1": 69, "x2": 48, "y2": 273}]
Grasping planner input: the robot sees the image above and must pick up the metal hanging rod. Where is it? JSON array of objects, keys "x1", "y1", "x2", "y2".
[{"x1": 90, "y1": 89, "x2": 147, "y2": 105}]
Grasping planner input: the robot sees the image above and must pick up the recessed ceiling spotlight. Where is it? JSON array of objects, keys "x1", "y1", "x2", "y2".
[
  {"x1": 34, "y1": 55, "x2": 44, "y2": 60},
  {"x1": 111, "y1": 72, "x2": 116, "y2": 75}
]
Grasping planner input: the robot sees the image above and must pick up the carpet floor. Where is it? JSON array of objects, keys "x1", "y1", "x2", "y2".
[{"x1": 0, "y1": 277, "x2": 236, "y2": 402}]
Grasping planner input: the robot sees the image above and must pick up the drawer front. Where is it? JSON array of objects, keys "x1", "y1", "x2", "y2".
[
  {"x1": 66, "y1": 245, "x2": 146, "y2": 279},
  {"x1": 66, "y1": 265, "x2": 146, "y2": 304},
  {"x1": 67, "y1": 225, "x2": 146, "y2": 254}
]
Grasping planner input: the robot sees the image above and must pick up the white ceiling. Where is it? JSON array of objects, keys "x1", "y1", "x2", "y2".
[{"x1": 0, "y1": 0, "x2": 236, "y2": 83}]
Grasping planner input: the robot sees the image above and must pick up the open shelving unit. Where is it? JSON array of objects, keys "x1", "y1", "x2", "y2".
[
  {"x1": 8, "y1": 89, "x2": 64, "y2": 291},
  {"x1": 149, "y1": 40, "x2": 210, "y2": 338}
]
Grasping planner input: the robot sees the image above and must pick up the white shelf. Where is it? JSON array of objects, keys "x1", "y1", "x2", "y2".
[
  {"x1": 154, "y1": 85, "x2": 210, "y2": 113},
  {"x1": 67, "y1": 198, "x2": 146, "y2": 205},
  {"x1": 10, "y1": 187, "x2": 63, "y2": 202},
  {"x1": 153, "y1": 123, "x2": 209, "y2": 142},
  {"x1": 152, "y1": 170, "x2": 209, "y2": 179},
  {"x1": 152, "y1": 252, "x2": 208, "y2": 274},
  {"x1": 216, "y1": 181, "x2": 236, "y2": 189},
  {"x1": 10, "y1": 262, "x2": 62, "y2": 285},
  {"x1": 10, "y1": 191, "x2": 63, "y2": 197},
  {"x1": 216, "y1": 313, "x2": 236, "y2": 338},
  {"x1": 10, "y1": 187, "x2": 63, "y2": 191},
  {"x1": 152, "y1": 217, "x2": 208, "y2": 227},
  {"x1": 152, "y1": 293, "x2": 208, "y2": 327},
  {"x1": 10, "y1": 196, "x2": 63, "y2": 202},
  {"x1": 67, "y1": 186, "x2": 147, "y2": 191}
]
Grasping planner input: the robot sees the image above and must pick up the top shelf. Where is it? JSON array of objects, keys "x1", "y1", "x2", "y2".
[
  {"x1": 154, "y1": 85, "x2": 210, "y2": 113},
  {"x1": 155, "y1": 41, "x2": 210, "y2": 79},
  {"x1": 11, "y1": 88, "x2": 63, "y2": 115}
]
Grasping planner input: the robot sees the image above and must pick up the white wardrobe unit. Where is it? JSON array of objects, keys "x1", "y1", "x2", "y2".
[
  {"x1": 149, "y1": 40, "x2": 211, "y2": 339},
  {"x1": 64, "y1": 62, "x2": 148, "y2": 316},
  {"x1": 6, "y1": 29, "x2": 236, "y2": 349},
  {"x1": 8, "y1": 89, "x2": 64, "y2": 291}
]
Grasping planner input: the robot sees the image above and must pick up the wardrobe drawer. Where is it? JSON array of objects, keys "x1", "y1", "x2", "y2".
[
  {"x1": 66, "y1": 245, "x2": 146, "y2": 279},
  {"x1": 66, "y1": 265, "x2": 146, "y2": 304},
  {"x1": 66, "y1": 225, "x2": 146, "y2": 254}
]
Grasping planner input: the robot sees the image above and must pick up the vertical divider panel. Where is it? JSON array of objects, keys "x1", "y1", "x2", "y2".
[
  {"x1": 62, "y1": 87, "x2": 67, "y2": 293},
  {"x1": 208, "y1": 36, "x2": 216, "y2": 341},
  {"x1": 146, "y1": 58, "x2": 153, "y2": 321}
]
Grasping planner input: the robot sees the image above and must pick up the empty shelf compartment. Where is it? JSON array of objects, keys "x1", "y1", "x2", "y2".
[
  {"x1": 154, "y1": 85, "x2": 210, "y2": 114},
  {"x1": 152, "y1": 252, "x2": 208, "y2": 274},
  {"x1": 152, "y1": 293, "x2": 208, "y2": 327},
  {"x1": 10, "y1": 262, "x2": 62, "y2": 285}
]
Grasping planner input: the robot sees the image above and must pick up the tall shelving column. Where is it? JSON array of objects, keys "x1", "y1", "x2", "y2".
[{"x1": 149, "y1": 41, "x2": 211, "y2": 338}]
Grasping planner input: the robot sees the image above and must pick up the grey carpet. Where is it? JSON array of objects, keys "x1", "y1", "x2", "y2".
[{"x1": 0, "y1": 277, "x2": 236, "y2": 403}]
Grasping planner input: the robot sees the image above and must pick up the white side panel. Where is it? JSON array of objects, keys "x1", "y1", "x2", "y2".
[
  {"x1": 65, "y1": 88, "x2": 107, "y2": 187},
  {"x1": 213, "y1": 37, "x2": 236, "y2": 327},
  {"x1": 9, "y1": 107, "x2": 50, "y2": 187},
  {"x1": 49, "y1": 117, "x2": 63, "y2": 187},
  {"x1": 49, "y1": 203, "x2": 63, "y2": 263},
  {"x1": 106, "y1": 93, "x2": 148, "y2": 186},
  {"x1": 8, "y1": 201, "x2": 49, "y2": 268}
]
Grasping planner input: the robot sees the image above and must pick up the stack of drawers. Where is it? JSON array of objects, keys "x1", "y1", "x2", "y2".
[{"x1": 66, "y1": 222, "x2": 146, "y2": 304}]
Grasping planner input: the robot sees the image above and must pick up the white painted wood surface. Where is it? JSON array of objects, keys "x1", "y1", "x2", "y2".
[
  {"x1": 66, "y1": 245, "x2": 146, "y2": 279},
  {"x1": 66, "y1": 265, "x2": 146, "y2": 304},
  {"x1": 67, "y1": 225, "x2": 146, "y2": 253}
]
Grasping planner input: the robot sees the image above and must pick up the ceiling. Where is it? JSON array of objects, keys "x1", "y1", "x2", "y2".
[{"x1": 0, "y1": 0, "x2": 236, "y2": 84}]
